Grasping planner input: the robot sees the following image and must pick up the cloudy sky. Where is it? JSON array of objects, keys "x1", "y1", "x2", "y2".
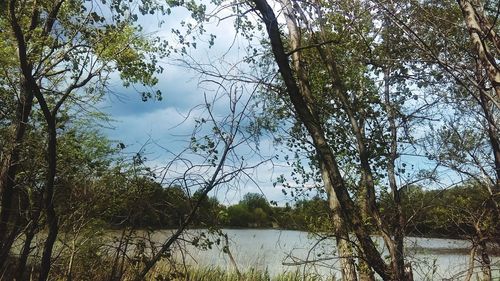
[
  {"x1": 95, "y1": 2, "x2": 448, "y2": 206},
  {"x1": 96, "y1": 5, "x2": 295, "y2": 205}
]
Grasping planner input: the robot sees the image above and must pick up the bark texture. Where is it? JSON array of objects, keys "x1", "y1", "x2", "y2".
[{"x1": 458, "y1": 0, "x2": 500, "y2": 191}]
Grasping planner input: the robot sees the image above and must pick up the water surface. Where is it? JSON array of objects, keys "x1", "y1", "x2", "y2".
[{"x1": 126, "y1": 229, "x2": 500, "y2": 280}]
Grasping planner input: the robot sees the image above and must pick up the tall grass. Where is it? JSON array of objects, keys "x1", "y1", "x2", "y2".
[{"x1": 150, "y1": 266, "x2": 331, "y2": 281}]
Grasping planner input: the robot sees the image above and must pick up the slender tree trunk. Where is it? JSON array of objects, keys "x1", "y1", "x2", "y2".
[
  {"x1": 66, "y1": 238, "x2": 76, "y2": 281},
  {"x1": 0, "y1": 213, "x2": 21, "y2": 271},
  {"x1": 477, "y1": 87, "x2": 500, "y2": 193},
  {"x1": 7, "y1": 4, "x2": 68, "y2": 277},
  {"x1": 109, "y1": 229, "x2": 127, "y2": 281},
  {"x1": 383, "y1": 68, "x2": 407, "y2": 280},
  {"x1": 2, "y1": 0, "x2": 39, "y2": 270},
  {"x1": 348, "y1": 104, "x2": 399, "y2": 280},
  {"x1": 296, "y1": 4, "x2": 399, "y2": 276},
  {"x1": 356, "y1": 186, "x2": 375, "y2": 281},
  {"x1": 458, "y1": 0, "x2": 500, "y2": 194},
  {"x1": 479, "y1": 240, "x2": 492, "y2": 281},
  {"x1": 0, "y1": 80, "x2": 34, "y2": 268},
  {"x1": 16, "y1": 221, "x2": 38, "y2": 281},
  {"x1": 38, "y1": 116, "x2": 59, "y2": 281},
  {"x1": 223, "y1": 234, "x2": 242, "y2": 279},
  {"x1": 16, "y1": 196, "x2": 42, "y2": 281},
  {"x1": 118, "y1": 232, "x2": 131, "y2": 280},
  {"x1": 475, "y1": 225, "x2": 492, "y2": 281},
  {"x1": 277, "y1": 1, "x2": 358, "y2": 279},
  {"x1": 465, "y1": 244, "x2": 477, "y2": 281}
]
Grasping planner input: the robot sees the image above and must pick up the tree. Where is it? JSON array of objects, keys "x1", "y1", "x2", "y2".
[
  {"x1": 246, "y1": 0, "x2": 424, "y2": 279},
  {"x1": 227, "y1": 204, "x2": 252, "y2": 227},
  {"x1": 373, "y1": 2, "x2": 499, "y2": 278},
  {"x1": 374, "y1": 0, "x2": 499, "y2": 193},
  {"x1": 241, "y1": 193, "x2": 272, "y2": 214},
  {"x1": 154, "y1": 0, "x2": 499, "y2": 278},
  {"x1": 132, "y1": 89, "x2": 270, "y2": 279},
  {"x1": 0, "y1": 0, "x2": 165, "y2": 278},
  {"x1": 192, "y1": 191, "x2": 223, "y2": 226}
]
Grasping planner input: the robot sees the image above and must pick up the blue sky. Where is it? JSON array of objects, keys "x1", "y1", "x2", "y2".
[
  {"x1": 98, "y1": 86, "x2": 293, "y2": 205},
  {"x1": 96, "y1": 8, "x2": 293, "y2": 205},
  {"x1": 95, "y1": 2, "x2": 461, "y2": 206}
]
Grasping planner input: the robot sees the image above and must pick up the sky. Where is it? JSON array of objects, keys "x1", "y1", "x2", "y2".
[
  {"x1": 96, "y1": 4, "x2": 294, "y2": 205},
  {"x1": 94, "y1": 1, "x2": 462, "y2": 206}
]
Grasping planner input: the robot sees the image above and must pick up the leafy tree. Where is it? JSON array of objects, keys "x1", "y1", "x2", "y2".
[
  {"x1": 378, "y1": 2, "x2": 499, "y2": 277},
  {"x1": 0, "y1": 0, "x2": 166, "y2": 277},
  {"x1": 241, "y1": 193, "x2": 272, "y2": 214},
  {"x1": 227, "y1": 204, "x2": 252, "y2": 227},
  {"x1": 192, "y1": 190, "x2": 223, "y2": 226}
]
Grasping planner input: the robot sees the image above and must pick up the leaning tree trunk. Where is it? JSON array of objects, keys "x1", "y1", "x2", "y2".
[
  {"x1": 8, "y1": 1, "x2": 65, "y2": 278},
  {"x1": 273, "y1": 0, "x2": 404, "y2": 277},
  {"x1": 0, "y1": 0, "x2": 37, "y2": 268},
  {"x1": 0, "y1": 88, "x2": 33, "y2": 261},
  {"x1": 465, "y1": 244, "x2": 477, "y2": 281},
  {"x1": 16, "y1": 204, "x2": 41, "y2": 281},
  {"x1": 458, "y1": 0, "x2": 500, "y2": 97}
]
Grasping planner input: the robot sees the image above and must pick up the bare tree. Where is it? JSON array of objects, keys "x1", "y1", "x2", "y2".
[{"x1": 132, "y1": 84, "x2": 270, "y2": 279}]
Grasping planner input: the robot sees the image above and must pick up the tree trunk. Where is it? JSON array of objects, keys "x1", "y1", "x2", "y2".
[
  {"x1": 109, "y1": 229, "x2": 127, "y2": 281},
  {"x1": 322, "y1": 165, "x2": 358, "y2": 281},
  {"x1": 5, "y1": 1, "x2": 63, "y2": 279},
  {"x1": 465, "y1": 244, "x2": 477, "y2": 281},
  {"x1": 457, "y1": 0, "x2": 500, "y2": 98},
  {"x1": 478, "y1": 87, "x2": 500, "y2": 193},
  {"x1": 66, "y1": 238, "x2": 76, "y2": 281},
  {"x1": 223, "y1": 234, "x2": 242, "y2": 279},
  {"x1": 16, "y1": 197, "x2": 42, "y2": 281},
  {"x1": 16, "y1": 221, "x2": 38, "y2": 281},
  {"x1": 383, "y1": 67, "x2": 407, "y2": 280},
  {"x1": 479, "y1": 240, "x2": 492, "y2": 281},
  {"x1": 277, "y1": 1, "x2": 358, "y2": 279},
  {"x1": 291, "y1": 2, "x2": 400, "y2": 276},
  {"x1": 458, "y1": 1, "x2": 500, "y2": 192},
  {"x1": 2, "y1": 0, "x2": 38, "y2": 269},
  {"x1": 358, "y1": 259, "x2": 376, "y2": 281},
  {"x1": 37, "y1": 116, "x2": 59, "y2": 281},
  {"x1": 0, "y1": 79, "x2": 34, "y2": 269}
]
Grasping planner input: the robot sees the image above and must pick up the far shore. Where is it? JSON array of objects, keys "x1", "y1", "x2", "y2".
[{"x1": 104, "y1": 227, "x2": 500, "y2": 256}]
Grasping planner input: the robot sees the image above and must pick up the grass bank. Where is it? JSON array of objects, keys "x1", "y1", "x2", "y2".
[{"x1": 150, "y1": 267, "x2": 326, "y2": 281}]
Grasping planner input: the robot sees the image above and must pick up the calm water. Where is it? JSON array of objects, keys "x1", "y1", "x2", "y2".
[{"x1": 126, "y1": 229, "x2": 500, "y2": 280}]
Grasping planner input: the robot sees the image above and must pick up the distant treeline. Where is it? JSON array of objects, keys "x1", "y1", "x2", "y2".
[{"x1": 79, "y1": 175, "x2": 496, "y2": 239}]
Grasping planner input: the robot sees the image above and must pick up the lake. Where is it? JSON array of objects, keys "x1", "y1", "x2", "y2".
[{"x1": 120, "y1": 229, "x2": 500, "y2": 280}]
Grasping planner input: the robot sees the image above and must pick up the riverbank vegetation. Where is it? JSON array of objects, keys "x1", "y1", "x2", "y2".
[
  {"x1": 66, "y1": 171, "x2": 498, "y2": 241},
  {"x1": 1, "y1": 0, "x2": 499, "y2": 280}
]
